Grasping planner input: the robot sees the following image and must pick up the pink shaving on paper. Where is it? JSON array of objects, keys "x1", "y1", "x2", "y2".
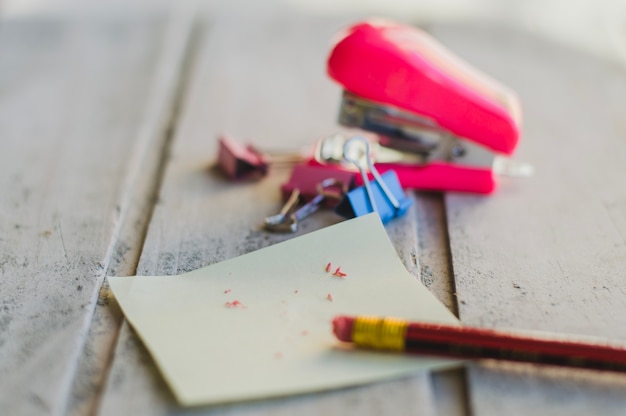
[
  {"x1": 324, "y1": 262, "x2": 348, "y2": 277},
  {"x1": 332, "y1": 267, "x2": 347, "y2": 278},
  {"x1": 326, "y1": 293, "x2": 333, "y2": 301},
  {"x1": 224, "y1": 300, "x2": 246, "y2": 309}
]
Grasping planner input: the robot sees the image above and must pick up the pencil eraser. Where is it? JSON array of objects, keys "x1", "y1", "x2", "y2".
[{"x1": 332, "y1": 316, "x2": 353, "y2": 342}]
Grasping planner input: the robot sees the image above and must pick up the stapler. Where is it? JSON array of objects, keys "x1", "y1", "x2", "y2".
[{"x1": 320, "y1": 19, "x2": 532, "y2": 194}]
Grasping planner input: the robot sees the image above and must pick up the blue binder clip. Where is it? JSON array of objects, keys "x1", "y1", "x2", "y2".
[{"x1": 334, "y1": 136, "x2": 412, "y2": 223}]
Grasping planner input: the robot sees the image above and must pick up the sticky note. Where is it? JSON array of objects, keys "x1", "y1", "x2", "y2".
[{"x1": 109, "y1": 214, "x2": 460, "y2": 406}]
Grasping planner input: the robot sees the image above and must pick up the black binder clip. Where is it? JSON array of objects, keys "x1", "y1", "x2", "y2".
[{"x1": 334, "y1": 136, "x2": 412, "y2": 224}]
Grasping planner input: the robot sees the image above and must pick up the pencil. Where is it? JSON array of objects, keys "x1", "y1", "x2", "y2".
[{"x1": 332, "y1": 315, "x2": 626, "y2": 372}]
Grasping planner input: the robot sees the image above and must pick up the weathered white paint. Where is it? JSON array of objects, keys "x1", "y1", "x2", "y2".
[{"x1": 0, "y1": 10, "x2": 193, "y2": 416}]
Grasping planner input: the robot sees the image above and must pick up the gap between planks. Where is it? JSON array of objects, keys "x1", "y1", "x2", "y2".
[{"x1": 412, "y1": 192, "x2": 470, "y2": 416}]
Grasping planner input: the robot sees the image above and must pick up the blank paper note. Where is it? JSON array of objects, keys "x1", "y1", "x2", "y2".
[{"x1": 108, "y1": 214, "x2": 460, "y2": 406}]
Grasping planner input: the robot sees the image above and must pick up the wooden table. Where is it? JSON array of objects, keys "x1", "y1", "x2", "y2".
[{"x1": 2, "y1": 6, "x2": 626, "y2": 415}]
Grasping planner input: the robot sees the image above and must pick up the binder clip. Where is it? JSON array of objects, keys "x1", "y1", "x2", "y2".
[
  {"x1": 324, "y1": 19, "x2": 533, "y2": 194},
  {"x1": 217, "y1": 134, "x2": 304, "y2": 180},
  {"x1": 264, "y1": 178, "x2": 349, "y2": 233},
  {"x1": 281, "y1": 164, "x2": 356, "y2": 207},
  {"x1": 217, "y1": 135, "x2": 268, "y2": 180},
  {"x1": 334, "y1": 136, "x2": 412, "y2": 224}
]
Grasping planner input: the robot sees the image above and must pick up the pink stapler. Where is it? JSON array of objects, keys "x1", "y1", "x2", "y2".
[{"x1": 323, "y1": 19, "x2": 532, "y2": 193}]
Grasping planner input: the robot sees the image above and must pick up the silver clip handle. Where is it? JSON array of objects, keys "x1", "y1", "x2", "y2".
[{"x1": 343, "y1": 137, "x2": 400, "y2": 214}]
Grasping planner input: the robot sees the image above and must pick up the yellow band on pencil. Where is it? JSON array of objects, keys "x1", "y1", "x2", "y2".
[{"x1": 352, "y1": 316, "x2": 408, "y2": 351}]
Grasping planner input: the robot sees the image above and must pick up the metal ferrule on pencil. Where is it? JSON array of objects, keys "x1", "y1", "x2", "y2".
[{"x1": 352, "y1": 316, "x2": 408, "y2": 352}]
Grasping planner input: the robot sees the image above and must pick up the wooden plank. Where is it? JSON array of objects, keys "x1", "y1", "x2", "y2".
[
  {"x1": 65, "y1": 11, "x2": 195, "y2": 416},
  {"x1": 98, "y1": 12, "x2": 452, "y2": 415},
  {"x1": 430, "y1": 22, "x2": 626, "y2": 415},
  {"x1": 0, "y1": 12, "x2": 192, "y2": 415}
]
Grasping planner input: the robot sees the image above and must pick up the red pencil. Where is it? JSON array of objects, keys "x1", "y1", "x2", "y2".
[{"x1": 332, "y1": 315, "x2": 626, "y2": 372}]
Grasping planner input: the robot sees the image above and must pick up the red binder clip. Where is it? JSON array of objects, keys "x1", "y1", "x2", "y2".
[
  {"x1": 217, "y1": 134, "x2": 306, "y2": 180},
  {"x1": 324, "y1": 19, "x2": 532, "y2": 194},
  {"x1": 281, "y1": 164, "x2": 356, "y2": 206},
  {"x1": 217, "y1": 135, "x2": 268, "y2": 180}
]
